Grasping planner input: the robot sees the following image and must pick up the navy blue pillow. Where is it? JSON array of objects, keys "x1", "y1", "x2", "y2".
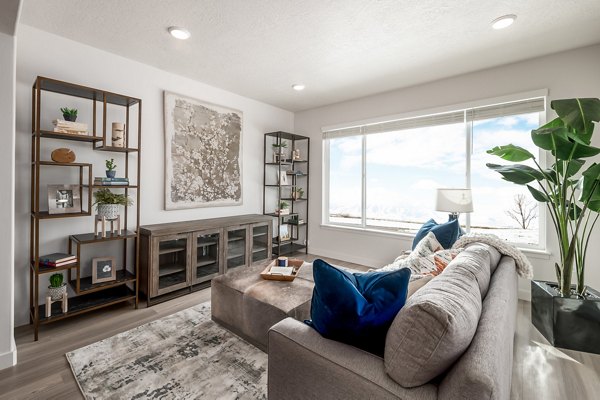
[
  {"x1": 412, "y1": 218, "x2": 461, "y2": 250},
  {"x1": 307, "y1": 259, "x2": 411, "y2": 356}
]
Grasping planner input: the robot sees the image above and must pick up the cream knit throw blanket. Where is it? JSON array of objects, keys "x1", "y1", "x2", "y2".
[{"x1": 452, "y1": 233, "x2": 534, "y2": 279}]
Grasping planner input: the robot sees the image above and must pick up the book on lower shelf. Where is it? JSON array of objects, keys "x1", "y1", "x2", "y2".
[{"x1": 39, "y1": 253, "x2": 76, "y2": 264}]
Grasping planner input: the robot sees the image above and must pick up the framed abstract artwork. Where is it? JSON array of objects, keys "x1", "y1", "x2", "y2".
[{"x1": 163, "y1": 91, "x2": 243, "y2": 210}]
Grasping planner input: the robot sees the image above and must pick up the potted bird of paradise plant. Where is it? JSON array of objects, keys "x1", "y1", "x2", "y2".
[{"x1": 486, "y1": 97, "x2": 600, "y2": 353}]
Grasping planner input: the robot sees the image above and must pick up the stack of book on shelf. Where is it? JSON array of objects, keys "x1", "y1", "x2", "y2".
[
  {"x1": 94, "y1": 177, "x2": 129, "y2": 186},
  {"x1": 38, "y1": 253, "x2": 77, "y2": 268},
  {"x1": 52, "y1": 119, "x2": 88, "y2": 135}
]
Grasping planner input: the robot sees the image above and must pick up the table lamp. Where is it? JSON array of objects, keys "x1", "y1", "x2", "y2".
[{"x1": 435, "y1": 188, "x2": 473, "y2": 220}]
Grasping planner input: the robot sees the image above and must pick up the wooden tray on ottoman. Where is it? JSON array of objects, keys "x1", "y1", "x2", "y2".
[{"x1": 261, "y1": 258, "x2": 304, "y2": 281}]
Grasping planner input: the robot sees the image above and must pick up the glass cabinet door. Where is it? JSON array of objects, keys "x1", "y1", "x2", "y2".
[
  {"x1": 251, "y1": 223, "x2": 271, "y2": 263},
  {"x1": 193, "y1": 229, "x2": 221, "y2": 284},
  {"x1": 152, "y1": 234, "x2": 190, "y2": 296},
  {"x1": 226, "y1": 226, "x2": 248, "y2": 271}
]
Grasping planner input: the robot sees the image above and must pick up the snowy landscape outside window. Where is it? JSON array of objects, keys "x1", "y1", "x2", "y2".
[{"x1": 324, "y1": 98, "x2": 544, "y2": 247}]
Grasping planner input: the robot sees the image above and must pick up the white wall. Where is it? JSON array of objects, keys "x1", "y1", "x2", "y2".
[
  {"x1": 14, "y1": 25, "x2": 294, "y2": 327},
  {"x1": 0, "y1": 30, "x2": 17, "y2": 369},
  {"x1": 295, "y1": 44, "x2": 600, "y2": 298}
]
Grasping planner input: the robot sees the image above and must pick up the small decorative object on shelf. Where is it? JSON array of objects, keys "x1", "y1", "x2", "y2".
[
  {"x1": 277, "y1": 201, "x2": 290, "y2": 215},
  {"x1": 47, "y1": 273, "x2": 66, "y2": 301},
  {"x1": 60, "y1": 107, "x2": 78, "y2": 122},
  {"x1": 105, "y1": 158, "x2": 117, "y2": 178},
  {"x1": 47, "y1": 184, "x2": 82, "y2": 214},
  {"x1": 92, "y1": 257, "x2": 117, "y2": 284},
  {"x1": 45, "y1": 292, "x2": 67, "y2": 318},
  {"x1": 292, "y1": 148, "x2": 301, "y2": 160},
  {"x1": 51, "y1": 148, "x2": 76, "y2": 163},
  {"x1": 278, "y1": 170, "x2": 288, "y2": 185},
  {"x1": 272, "y1": 141, "x2": 287, "y2": 163},
  {"x1": 292, "y1": 187, "x2": 304, "y2": 200},
  {"x1": 279, "y1": 224, "x2": 290, "y2": 241},
  {"x1": 93, "y1": 188, "x2": 131, "y2": 236},
  {"x1": 112, "y1": 122, "x2": 125, "y2": 147}
]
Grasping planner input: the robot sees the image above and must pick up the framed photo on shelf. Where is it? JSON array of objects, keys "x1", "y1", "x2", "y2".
[
  {"x1": 92, "y1": 257, "x2": 117, "y2": 284},
  {"x1": 278, "y1": 171, "x2": 288, "y2": 185},
  {"x1": 47, "y1": 184, "x2": 81, "y2": 214},
  {"x1": 279, "y1": 224, "x2": 291, "y2": 241}
]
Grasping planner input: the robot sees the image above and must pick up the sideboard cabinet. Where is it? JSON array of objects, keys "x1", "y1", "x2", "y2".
[{"x1": 140, "y1": 214, "x2": 272, "y2": 305}]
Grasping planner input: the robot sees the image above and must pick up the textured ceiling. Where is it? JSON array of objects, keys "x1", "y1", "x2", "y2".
[{"x1": 19, "y1": 0, "x2": 600, "y2": 111}]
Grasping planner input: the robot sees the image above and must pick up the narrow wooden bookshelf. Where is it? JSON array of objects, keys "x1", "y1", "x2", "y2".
[{"x1": 30, "y1": 76, "x2": 142, "y2": 340}]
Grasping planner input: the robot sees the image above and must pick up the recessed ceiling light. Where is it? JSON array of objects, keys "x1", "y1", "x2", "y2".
[
  {"x1": 292, "y1": 84, "x2": 305, "y2": 91},
  {"x1": 491, "y1": 14, "x2": 516, "y2": 30},
  {"x1": 168, "y1": 26, "x2": 191, "y2": 40}
]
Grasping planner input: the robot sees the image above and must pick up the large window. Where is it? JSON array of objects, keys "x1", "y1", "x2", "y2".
[{"x1": 324, "y1": 97, "x2": 545, "y2": 247}]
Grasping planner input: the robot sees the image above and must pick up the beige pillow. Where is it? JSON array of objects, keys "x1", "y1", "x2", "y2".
[
  {"x1": 384, "y1": 265, "x2": 482, "y2": 387},
  {"x1": 406, "y1": 276, "x2": 433, "y2": 299}
]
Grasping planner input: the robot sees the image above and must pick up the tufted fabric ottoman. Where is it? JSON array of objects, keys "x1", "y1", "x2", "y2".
[{"x1": 211, "y1": 261, "x2": 315, "y2": 352}]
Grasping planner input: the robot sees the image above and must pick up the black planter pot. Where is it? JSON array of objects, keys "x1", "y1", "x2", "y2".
[{"x1": 531, "y1": 280, "x2": 600, "y2": 354}]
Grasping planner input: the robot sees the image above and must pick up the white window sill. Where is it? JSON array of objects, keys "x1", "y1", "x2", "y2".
[{"x1": 319, "y1": 223, "x2": 551, "y2": 259}]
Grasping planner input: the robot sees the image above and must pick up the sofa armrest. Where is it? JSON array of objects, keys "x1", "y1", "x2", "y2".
[{"x1": 268, "y1": 318, "x2": 437, "y2": 400}]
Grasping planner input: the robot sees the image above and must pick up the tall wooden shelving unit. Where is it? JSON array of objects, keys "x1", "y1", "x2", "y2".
[
  {"x1": 263, "y1": 131, "x2": 309, "y2": 257},
  {"x1": 30, "y1": 77, "x2": 142, "y2": 340}
]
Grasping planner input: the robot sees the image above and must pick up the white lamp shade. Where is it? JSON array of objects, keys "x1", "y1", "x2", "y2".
[{"x1": 435, "y1": 188, "x2": 473, "y2": 213}]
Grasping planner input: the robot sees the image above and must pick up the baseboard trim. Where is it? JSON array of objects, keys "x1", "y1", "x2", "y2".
[
  {"x1": 0, "y1": 338, "x2": 17, "y2": 370},
  {"x1": 518, "y1": 288, "x2": 531, "y2": 302}
]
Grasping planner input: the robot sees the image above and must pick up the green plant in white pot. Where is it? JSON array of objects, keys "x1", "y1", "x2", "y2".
[
  {"x1": 48, "y1": 273, "x2": 66, "y2": 301},
  {"x1": 93, "y1": 188, "x2": 133, "y2": 220},
  {"x1": 486, "y1": 98, "x2": 600, "y2": 353}
]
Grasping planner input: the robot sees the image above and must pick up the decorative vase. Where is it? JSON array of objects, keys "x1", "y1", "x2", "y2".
[
  {"x1": 97, "y1": 204, "x2": 119, "y2": 220},
  {"x1": 112, "y1": 122, "x2": 125, "y2": 148},
  {"x1": 531, "y1": 280, "x2": 600, "y2": 354},
  {"x1": 63, "y1": 114, "x2": 76, "y2": 122},
  {"x1": 106, "y1": 170, "x2": 116, "y2": 178},
  {"x1": 48, "y1": 283, "x2": 67, "y2": 301}
]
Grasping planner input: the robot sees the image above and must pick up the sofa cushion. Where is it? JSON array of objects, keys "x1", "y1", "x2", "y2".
[
  {"x1": 308, "y1": 259, "x2": 411, "y2": 356},
  {"x1": 412, "y1": 218, "x2": 461, "y2": 249},
  {"x1": 384, "y1": 259, "x2": 482, "y2": 387},
  {"x1": 406, "y1": 276, "x2": 433, "y2": 299}
]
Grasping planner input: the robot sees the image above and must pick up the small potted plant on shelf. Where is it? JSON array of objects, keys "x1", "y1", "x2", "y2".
[
  {"x1": 93, "y1": 188, "x2": 133, "y2": 220},
  {"x1": 272, "y1": 141, "x2": 288, "y2": 163},
  {"x1": 277, "y1": 200, "x2": 290, "y2": 215},
  {"x1": 60, "y1": 107, "x2": 78, "y2": 122},
  {"x1": 292, "y1": 187, "x2": 304, "y2": 200},
  {"x1": 105, "y1": 158, "x2": 117, "y2": 178},
  {"x1": 48, "y1": 273, "x2": 66, "y2": 301}
]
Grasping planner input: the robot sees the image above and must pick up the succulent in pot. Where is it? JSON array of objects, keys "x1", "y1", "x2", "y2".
[
  {"x1": 60, "y1": 107, "x2": 78, "y2": 122},
  {"x1": 48, "y1": 273, "x2": 66, "y2": 301},
  {"x1": 93, "y1": 188, "x2": 133, "y2": 220},
  {"x1": 105, "y1": 158, "x2": 117, "y2": 178}
]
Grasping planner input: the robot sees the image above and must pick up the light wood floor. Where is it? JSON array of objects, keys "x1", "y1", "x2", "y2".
[{"x1": 1, "y1": 254, "x2": 599, "y2": 400}]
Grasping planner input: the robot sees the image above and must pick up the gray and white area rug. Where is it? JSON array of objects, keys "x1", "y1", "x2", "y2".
[{"x1": 66, "y1": 302, "x2": 267, "y2": 399}]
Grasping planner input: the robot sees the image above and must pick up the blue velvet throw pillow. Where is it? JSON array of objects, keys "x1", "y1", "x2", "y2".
[
  {"x1": 307, "y1": 259, "x2": 411, "y2": 356},
  {"x1": 412, "y1": 218, "x2": 461, "y2": 250}
]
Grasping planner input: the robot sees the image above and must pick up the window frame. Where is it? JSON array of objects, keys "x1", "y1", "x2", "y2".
[{"x1": 322, "y1": 90, "x2": 548, "y2": 250}]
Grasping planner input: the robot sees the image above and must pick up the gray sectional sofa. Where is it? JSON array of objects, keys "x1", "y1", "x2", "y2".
[{"x1": 268, "y1": 243, "x2": 518, "y2": 400}]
